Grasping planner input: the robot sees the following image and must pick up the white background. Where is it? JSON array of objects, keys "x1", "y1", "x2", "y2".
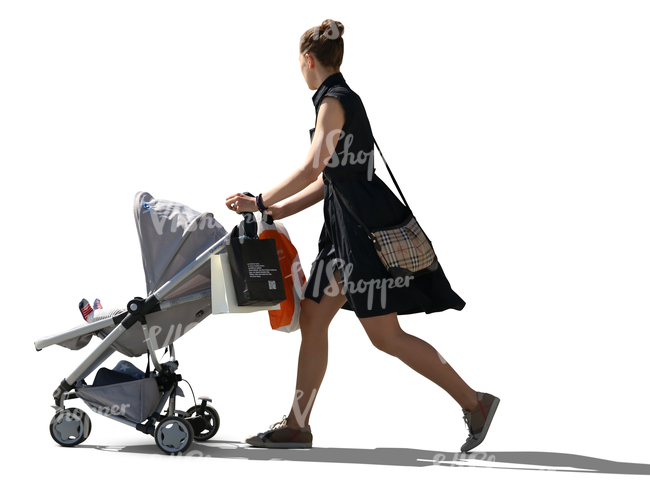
[{"x1": 2, "y1": 1, "x2": 649, "y2": 492}]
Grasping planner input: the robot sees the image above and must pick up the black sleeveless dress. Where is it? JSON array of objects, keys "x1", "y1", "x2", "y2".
[{"x1": 302, "y1": 72, "x2": 466, "y2": 318}]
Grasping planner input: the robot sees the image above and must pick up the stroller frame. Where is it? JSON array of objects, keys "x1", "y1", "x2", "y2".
[{"x1": 35, "y1": 232, "x2": 230, "y2": 454}]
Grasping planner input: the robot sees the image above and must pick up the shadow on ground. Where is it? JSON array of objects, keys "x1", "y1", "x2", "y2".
[{"x1": 80, "y1": 440, "x2": 650, "y2": 474}]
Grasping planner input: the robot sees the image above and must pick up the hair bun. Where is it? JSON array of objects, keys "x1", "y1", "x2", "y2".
[
  {"x1": 299, "y1": 20, "x2": 345, "y2": 70},
  {"x1": 319, "y1": 19, "x2": 344, "y2": 39}
]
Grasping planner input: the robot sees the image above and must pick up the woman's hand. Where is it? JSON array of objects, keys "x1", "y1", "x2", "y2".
[
  {"x1": 225, "y1": 193, "x2": 278, "y2": 217},
  {"x1": 265, "y1": 204, "x2": 280, "y2": 219},
  {"x1": 225, "y1": 193, "x2": 257, "y2": 214}
]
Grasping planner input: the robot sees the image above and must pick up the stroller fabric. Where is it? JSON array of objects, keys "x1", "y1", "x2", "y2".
[
  {"x1": 76, "y1": 376, "x2": 162, "y2": 423},
  {"x1": 58, "y1": 192, "x2": 228, "y2": 357}
]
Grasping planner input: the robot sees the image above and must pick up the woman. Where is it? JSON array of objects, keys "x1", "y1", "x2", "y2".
[{"x1": 225, "y1": 19, "x2": 499, "y2": 453}]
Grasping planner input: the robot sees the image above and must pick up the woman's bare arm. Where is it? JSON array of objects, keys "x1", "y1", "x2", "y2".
[
  {"x1": 267, "y1": 175, "x2": 325, "y2": 220},
  {"x1": 225, "y1": 96, "x2": 344, "y2": 214}
]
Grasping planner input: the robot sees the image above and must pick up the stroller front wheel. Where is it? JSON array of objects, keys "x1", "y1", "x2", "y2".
[
  {"x1": 155, "y1": 416, "x2": 194, "y2": 455},
  {"x1": 185, "y1": 404, "x2": 220, "y2": 441},
  {"x1": 50, "y1": 408, "x2": 92, "y2": 447}
]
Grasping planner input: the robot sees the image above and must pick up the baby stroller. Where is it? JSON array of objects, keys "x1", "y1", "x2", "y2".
[{"x1": 35, "y1": 191, "x2": 245, "y2": 454}]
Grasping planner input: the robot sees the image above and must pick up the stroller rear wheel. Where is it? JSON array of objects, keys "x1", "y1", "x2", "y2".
[
  {"x1": 185, "y1": 404, "x2": 220, "y2": 441},
  {"x1": 155, "y1": 416, "x2": 194, "y2": 455},
  {"x1": 50, "y1": 408, "x2": 92, "y2": 447}
]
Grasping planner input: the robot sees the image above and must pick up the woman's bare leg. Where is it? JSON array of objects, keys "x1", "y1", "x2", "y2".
[
  {"x1": 359, "y1": 313, "x2": 479, "y2": 411},
  {"x1": 285, "y1": 270, "x2": 347, "y2": 429}
]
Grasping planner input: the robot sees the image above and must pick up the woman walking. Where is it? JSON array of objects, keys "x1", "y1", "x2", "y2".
[{"x1": 225, "y1": 19, "x2": 499, "y2": 453}]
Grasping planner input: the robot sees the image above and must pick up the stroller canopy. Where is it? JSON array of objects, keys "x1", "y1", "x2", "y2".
[
  {"x1": 134, "y1": 191, "x2": 227, "y2": 299},
  {"x1": 59, "y1": 192, "x2": 228, "y2": 357}
]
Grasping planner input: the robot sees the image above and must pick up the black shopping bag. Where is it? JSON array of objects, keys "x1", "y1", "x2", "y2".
[{"x1": 226, "y1": 222, "x2": 287, "y2": 306}]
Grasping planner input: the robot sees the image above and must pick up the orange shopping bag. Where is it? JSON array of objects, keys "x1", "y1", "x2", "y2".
[{"x1": 255, "y1": 212, "x2": 306, "y2": 333}]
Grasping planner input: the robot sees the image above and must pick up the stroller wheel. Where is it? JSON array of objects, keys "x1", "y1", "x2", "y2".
[
  {"x1": 50, "y1": 408, "x2": 92, "y2": 447},
  {"x1": 155, "y1": 416, "x2": 194, "y2": 455},
  {"x1": 185, "y1": 404, "x2": 220, "y2": 441}
]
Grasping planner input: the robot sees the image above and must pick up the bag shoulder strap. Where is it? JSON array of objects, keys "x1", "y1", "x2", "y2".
[
  {"x1": 329, "y1": 136, "x2": 412, "y2": 237},
  {"x1": 372, "y1": 137, "x2": 411, "y2": 212},
  {"x1": 329, "y1": 180, "x2": 373, "y2": 239}
]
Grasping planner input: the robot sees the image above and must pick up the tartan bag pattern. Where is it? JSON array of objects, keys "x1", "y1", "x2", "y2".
[
  {"x1": 373, "y1": 217, "x2": 437, "y2": 273},
  {"x1": 326, "y1": 136, "x2": 440, "y2": 277}
]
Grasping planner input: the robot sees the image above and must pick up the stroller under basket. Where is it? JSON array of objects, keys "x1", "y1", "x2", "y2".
[{"x1": 35, "y1": 191, "x2": 240, "y2": 454}]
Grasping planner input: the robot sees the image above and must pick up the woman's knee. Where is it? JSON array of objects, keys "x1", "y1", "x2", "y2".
[
  {"x1": 361, "y1": 315, "x2": 403, "y2": 355},
  {"x1": 299, "y1": 298, "x2": 333, "y2": 337},
  {"x1": 300, "y1": 271, "x2": 347, "y2": 332},
  {"x1": 299, "y1": 300, "x2": 320, "y2": 329},
  {"x1": 367, "y1": 332, "x2": 399, "y2": 355}
]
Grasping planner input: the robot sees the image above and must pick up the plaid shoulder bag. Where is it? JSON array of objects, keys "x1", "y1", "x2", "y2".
[{"x1": 328, "y1": 138, "x2": 439, "y2": 280}]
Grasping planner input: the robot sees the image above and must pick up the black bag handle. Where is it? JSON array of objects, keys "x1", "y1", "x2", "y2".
[{"x1": 238, "y1": 192, "x2": 275, "y2": 238}]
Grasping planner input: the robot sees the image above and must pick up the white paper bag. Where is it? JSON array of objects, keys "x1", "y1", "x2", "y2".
[{"x1": 211, "y1": 253, "x2": 281, "y2": 314}]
